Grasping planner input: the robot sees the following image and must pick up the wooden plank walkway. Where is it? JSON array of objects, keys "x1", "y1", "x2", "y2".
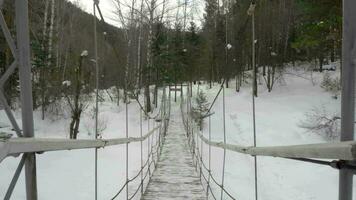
[{"x1": 142, "y1": 106, "x2": 206, "y2": 200}]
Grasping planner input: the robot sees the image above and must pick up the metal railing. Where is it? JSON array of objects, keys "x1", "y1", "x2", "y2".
[
  {"x1": 1, "y1": 1, "x2": 356, "y2": 200},
  {"x1": 180, "y1": 84, "x2": 356, "y2": 200},
  {"x1": 1, "y1": 88, "x2": 170, "y2": 200}
]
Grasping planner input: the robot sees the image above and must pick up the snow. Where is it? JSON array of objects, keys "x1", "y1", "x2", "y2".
[
  {"x1": 1, "y1": 62, "x2": 355, "y2": 199},
  {"x1": 81, "y1": 50, "x2": 88, "y2": 57},
  {"x1": 142, "y1": 107, "x2": 205, "y2": 199},
  {"x1": 0, "y1": 90, "x2": 162, "y2": 200},
  {"x1": 322, "y1": 63, "x2": 337, "y2": 71},
  {"x1": 62, "y1": 80, "x2": 71, "y2": 87},
  {"x1": 189, "y1": 63, "x2": 352, "y2": 200}
]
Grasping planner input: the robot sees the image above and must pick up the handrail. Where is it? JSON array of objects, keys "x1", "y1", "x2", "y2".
[
  {"x1": 110, "y1": 135, "x2": 160, "y2": 200},
  {"x1": 0, "y1": 126, "x2": 161, "y2": 163},
  {"x1": 110, "y1": 88, "x2": 171, "y2": 200},
  {"x1": 196, "y1": 131, "x2": 356, "y2": 161},
  {"x1": 181, "y1": 95, "x2": 237, "y2": 199},
  {"x1": 181, "y1": 91, "x2": 356, "y2": 200}
]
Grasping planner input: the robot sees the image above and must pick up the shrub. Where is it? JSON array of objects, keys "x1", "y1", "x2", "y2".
[
  {"x1": 299, "y1": 106, "x2": 340, "y2": 139},
  {"x1": 321, "y1": 73, "x2": 341, "y2": 99},
  {"x1": 191, "y1": 91, "x2": 209, "y2": 130},
  {"x1": 84, "y1": 106, "x2": 107, "y2": 138}
]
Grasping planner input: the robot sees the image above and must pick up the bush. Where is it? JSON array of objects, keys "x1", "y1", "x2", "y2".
[
  {"x1": 321, "y1": 73, "x2": 341, "y2": 99},
  {"x1": 299, "y1": 106, "x2": 340, "y2": 139},
  {"x1": 84, "y1": 106, "x2": 107, "y2": 138},
  {"x1": 191, "y1": 91, "x2": 209, "y2": 130}
]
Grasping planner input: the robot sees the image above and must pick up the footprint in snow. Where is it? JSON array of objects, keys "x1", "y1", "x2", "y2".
[{"x1": 230, "y1": 113, "x2": 237, "y2": 120}]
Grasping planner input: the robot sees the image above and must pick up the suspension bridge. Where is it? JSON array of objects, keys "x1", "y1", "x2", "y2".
[{"x1": 1, "y1": 0, "x2": 356, "y2": 200}]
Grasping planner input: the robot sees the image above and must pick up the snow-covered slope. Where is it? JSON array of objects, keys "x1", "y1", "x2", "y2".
[
  {"x1": 0, "y1": 92, "x2": 162, "y2": 200},
  {"x1": 1, "y1": 63, "x2": 354, "y2": 200},
  {"x1": 195, "y1": 65, "x2": 351, "y2": 200}
]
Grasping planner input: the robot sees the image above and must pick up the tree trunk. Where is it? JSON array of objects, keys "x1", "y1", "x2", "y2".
[
  {"x1": 144, "y1": 0, "x2": 155, "y2": 113},
  {"x1": 116, "y1": 85, "x2": 120, "y2": 106},
  {"x1": 319, "y1": 56, "x2": 323, "y2": 72},
  {"x1": 69, "y1": 56, "x2": 83, "y2": 139},
  {"x1": 47, "y1": 0, "x2": 55, "y2": 67},
  {"x1": 69, "y1": 114, "x2": 75, "y2": 139},
  {"x1": 73, "y1": 111, "x2": 81, "y2": 139},
  {"x1": 145, "y1": 84, "x2": 151, "y2": 112},
  {"x1": 40, "y1": 0, "x2": 49, "y2": 120}
]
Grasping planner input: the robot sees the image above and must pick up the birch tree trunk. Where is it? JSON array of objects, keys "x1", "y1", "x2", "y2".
[
  {"x1": 40, "y1": 0, "x2": 49, "y2": 120},
  {"x1": 47, "y1": 0, "x2": 55, "y2": 67},
  {"x1": 136, "y1": 0, "x2": 144, "y2": 94},
  {"x1": 144, "y1": 0, "x2": 157, "y2": 113}
]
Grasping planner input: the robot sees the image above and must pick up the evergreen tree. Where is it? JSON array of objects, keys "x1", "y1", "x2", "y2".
[
  {"x1": 203, "y1": 0, "x2": 219, "y2": 87},
  {"x1": 292, "y1": 0, "x2": 342, "y2": 70},
  {"x1": 186, "y1": 22, "x2": 201, "y2": 83},
  {"x1": 191, "y1": 91, "x2": 209, "y2": 130}
]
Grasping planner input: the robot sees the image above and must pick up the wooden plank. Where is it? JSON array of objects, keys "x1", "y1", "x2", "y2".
[{"x1": 142, "y1": 106, "x2": 205, "y2": 200}]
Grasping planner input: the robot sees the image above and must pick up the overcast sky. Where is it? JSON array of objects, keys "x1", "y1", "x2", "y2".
[{"x1": 69, "y1": 0, "x2": 205, "y2": 28}]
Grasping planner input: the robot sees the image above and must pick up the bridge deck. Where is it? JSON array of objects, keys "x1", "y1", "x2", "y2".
[{"x1": 142, "y1": 106, "x2": 205, "y2": 200}]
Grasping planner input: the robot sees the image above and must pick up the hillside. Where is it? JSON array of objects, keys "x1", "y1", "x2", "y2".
[{"x1": 0, "y1": 63, "x2": 348, "y2": 200}]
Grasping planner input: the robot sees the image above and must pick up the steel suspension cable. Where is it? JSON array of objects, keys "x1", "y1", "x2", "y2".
[
  {"x1": 75, "y1": 2, "x2": 170, "y2": 197},
  {"x1": 249, "y1": 3, "x2": 258, "y2": 200},
  {"x1": 208, "y1": 115, "x2": 212, "y2": 198},
  {"x1": 92, "y1": 1, "x2": 99, "y2": 199},
  {"x1": 206, "y1": 79, "x2": 226, "y2": 115},
  {"x1": 151, "y1": 120, "x2": 157, "y2": 167},
  {"x1": 140, "y1": 109, "x2": 144, "y2": 195},
  {"x1": 187, "y1": 115, "x2": 235, "y2": 199},
  {"x1": 220, "y1": 85, "x2": 227, "y2": 200},
  {"x1": 125, "y1": 96, "x2": 129, "y2": 200},
  {"x1": 134, "y1": 96, "x2": 161, "y2": 120},
  {"x1": 222, "y1": 1, "x2": 229, "y2": 197},
  {"x1": 110, "y1": 131, "x2": 160, "y2": 200},
  {"x1": 192, "y1": 134, "x2": 236, "y2": 200},
  {"x1": 155, "y1": 120, "x2": 159, "y2": 160},
  {"x1": 111, "y1": 92, "x2": 169, "y2": 200},
  {"x1": 181, "y1": 94, "x2": 237, "y2": 200},
  {"x1": 147, "y1": 118, "x2": 151, "y2": 177},
  {"x1": 200, "y1": 118, "x2": 204, "y2": 182}
]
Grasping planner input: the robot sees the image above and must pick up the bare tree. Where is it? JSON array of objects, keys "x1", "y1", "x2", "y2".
[
  {"x1": 299, "y1": 106, "x2": 341, "y2": 139},
  {"x1": 63, "y1": 51, "x2": 91, "y2": 139},
  {"x1": 112, "y1": 0, "x2": 177, "y2": 112}
]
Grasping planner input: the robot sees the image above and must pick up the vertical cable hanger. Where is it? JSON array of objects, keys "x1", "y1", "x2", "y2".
[
  {"x1": 220, "y1": 85, "x2": 227, "y2": 200},
  {"x1": 220, "y1": 0, "x2": 229, "y2": 199},
  {"x1": 248, "y1": 2, "x2": 258, "y2": 200},
  {"x1": 140, "y1": 109, "x2": 144, "y2": 195},
  {"x1": 125, "y1": 94, "x2": 129, "y2": 200},
  {"x1": 92, "y1": 1, "x2": 100, "y2": 199}
]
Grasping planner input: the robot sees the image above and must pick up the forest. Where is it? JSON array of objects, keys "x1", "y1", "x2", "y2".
[
  {"x1": 0, "y1": 0, "x2": 341, "y2": 137},
  {"x1": 1, "y1": 1, "x2": 353, "y2": 200}
]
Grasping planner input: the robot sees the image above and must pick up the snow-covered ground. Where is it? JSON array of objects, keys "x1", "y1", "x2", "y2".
[
  {"x1": 194, "y1": 64, "x2": 352, "y2": 200},
  {"x1": 1, "y1": 62, "x2": 355, "y2": 200},
  {"x1": 0, "y1": 91, "x2": 163, "y2": 200}
]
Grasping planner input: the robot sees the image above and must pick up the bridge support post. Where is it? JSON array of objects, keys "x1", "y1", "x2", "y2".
[
  {"x1": 15, "y1": 0, "x2": 37, "y2": 199},
  {"x1": 339, "y1": 0, "x2": 356, "y2": 200}
]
